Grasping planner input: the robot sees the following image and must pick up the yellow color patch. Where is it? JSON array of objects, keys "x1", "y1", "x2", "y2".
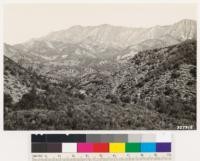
[{"x1": 109, "y1": 143, "x2": 125, "y2": 153}]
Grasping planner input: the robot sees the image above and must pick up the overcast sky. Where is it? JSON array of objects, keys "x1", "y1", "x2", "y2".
[{"x1": 4, "y1": 3, "x2": 197, "y2": 44}]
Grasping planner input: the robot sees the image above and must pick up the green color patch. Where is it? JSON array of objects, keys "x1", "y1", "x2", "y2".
[{"x1": 125, "y1": 143, "x2": 141, "y2": 152}]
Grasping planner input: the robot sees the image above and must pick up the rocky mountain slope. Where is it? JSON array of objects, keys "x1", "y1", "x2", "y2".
[{"x1": 40, "y1": 19, "x2": 196, "y2": 48}]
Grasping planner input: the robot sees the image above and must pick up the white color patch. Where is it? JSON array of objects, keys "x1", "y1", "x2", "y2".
[
  {"x1": 62, "y1": 143, "x2": 77, "y2": 153},
  {"x1": 156, "y1": 133, "x2": 172, "y2": 142}
]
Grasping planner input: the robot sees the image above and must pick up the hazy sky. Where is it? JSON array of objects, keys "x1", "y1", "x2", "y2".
[{"x1": 4, "y1": 3, "x2": 197, "y2": 44}]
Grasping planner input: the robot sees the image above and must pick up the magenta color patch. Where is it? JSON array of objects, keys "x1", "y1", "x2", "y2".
[{"x1": 77, "y1": 143, "x2": 93, "y2": 152}]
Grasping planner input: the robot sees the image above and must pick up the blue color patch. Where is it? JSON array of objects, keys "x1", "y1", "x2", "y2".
[{"x1": 141, "y1": 143, "x2": 156, "y2": 152}]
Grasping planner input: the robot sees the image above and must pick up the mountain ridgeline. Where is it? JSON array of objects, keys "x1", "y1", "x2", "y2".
[
  {"x1": 4, "y1": 19, "x2": 196, "y2": 78},
  {"x1": 4, "y1": 19, "x2": 197, "y2": 130}
]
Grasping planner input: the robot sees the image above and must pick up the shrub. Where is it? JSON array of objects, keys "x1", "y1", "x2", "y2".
[
  {"x1": 186, "y1": 81, "x2": 193, "y2": 86},
  {"x1": 190, "y1": 67, "x2": 196, "y2": 77},
  {"x1": 153, "y1": 96, "x2": 168, "y2": 113},
  {"x1": 4, "y1": 93, "x2": 13, "y2": 108},
  {"x1": 120, "y1": 95, "x2": 131, "y2": 103},
  {"x1": 16, "y1": 87, "x2": 37, "y2": 109},
  {"x1": 106, "y1": 94, "x2": 119, "y2": 104},
  {"x1": 164, "y1": 86, "x2": 172, "y2": 95},
  {"x1": 171, "y1": 71, "x2": 180, "y2": 79},
  {"x1": 74, "y1": 93, "x2": 85, "y2": 100}
]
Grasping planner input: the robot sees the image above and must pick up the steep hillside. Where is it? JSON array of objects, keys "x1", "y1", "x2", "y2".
[
  {"x1": 4, "y1": 56, "x2": 48, "y2": 104},
  {"x1": 4, "y1": 56, "x2": 32, "y2": 103},
  {"x1": 115, "y1": 40, "x2": 196, "y2": 121},
  {"x1": 116, "y1": 40, "x2": 196, "y2": 102}
]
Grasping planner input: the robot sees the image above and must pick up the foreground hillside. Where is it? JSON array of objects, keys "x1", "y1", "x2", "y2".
[
  {"x1": 117, "y1": 40, "x2": 196, "y2": 124},
  {"x1": 4, "y1": 40, "x2": 196, "y2": 130},
  {"x1": 4, "y1": 56, "x2": 49, "y2": 103}
]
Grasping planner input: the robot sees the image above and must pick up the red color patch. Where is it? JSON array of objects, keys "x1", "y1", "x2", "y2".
[{"x1": 93, "y1": 143, "x2": 109, "y2": 152}]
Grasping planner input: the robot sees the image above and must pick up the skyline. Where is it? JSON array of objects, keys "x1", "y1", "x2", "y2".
[{"x1": 4, "y1": 3, "x2": 197, "y2": 44}]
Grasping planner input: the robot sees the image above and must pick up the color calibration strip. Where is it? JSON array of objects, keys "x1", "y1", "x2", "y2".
[{"x1": 32, "y1": 134, "x2": 172, "y2": 153}]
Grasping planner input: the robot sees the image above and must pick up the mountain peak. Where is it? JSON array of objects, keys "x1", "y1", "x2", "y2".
[
  {"x1": 68, "y1": 25, "x2": 83, "y2": 30},
  {"x1": 99, "y1": 24, "x2": 112, "y2": 27},
  {"x1": 176, "y1": 19, "x2": 196, "y2": 25}
]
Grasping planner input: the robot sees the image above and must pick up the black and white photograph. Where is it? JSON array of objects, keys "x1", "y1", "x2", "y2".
[{"x1": 3, "y1": 3, "x2": 197, "y2": 130}]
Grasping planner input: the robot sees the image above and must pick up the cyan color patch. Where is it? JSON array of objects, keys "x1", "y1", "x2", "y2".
[{"x1": 141, "y1": 143, "x2": 156, "y2": 152}]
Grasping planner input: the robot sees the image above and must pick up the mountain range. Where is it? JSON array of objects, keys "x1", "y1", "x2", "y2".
[
  {"x1": 4, "y1": 19, "x2": 196, "y2": 76},
  {"x1": 38, "y1": 19, "x2": 196, "y2": 48}
]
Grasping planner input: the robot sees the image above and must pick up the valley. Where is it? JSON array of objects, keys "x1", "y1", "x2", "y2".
[{"x1": 4, "y1": 19, "x2": 197, "y2": 130}]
